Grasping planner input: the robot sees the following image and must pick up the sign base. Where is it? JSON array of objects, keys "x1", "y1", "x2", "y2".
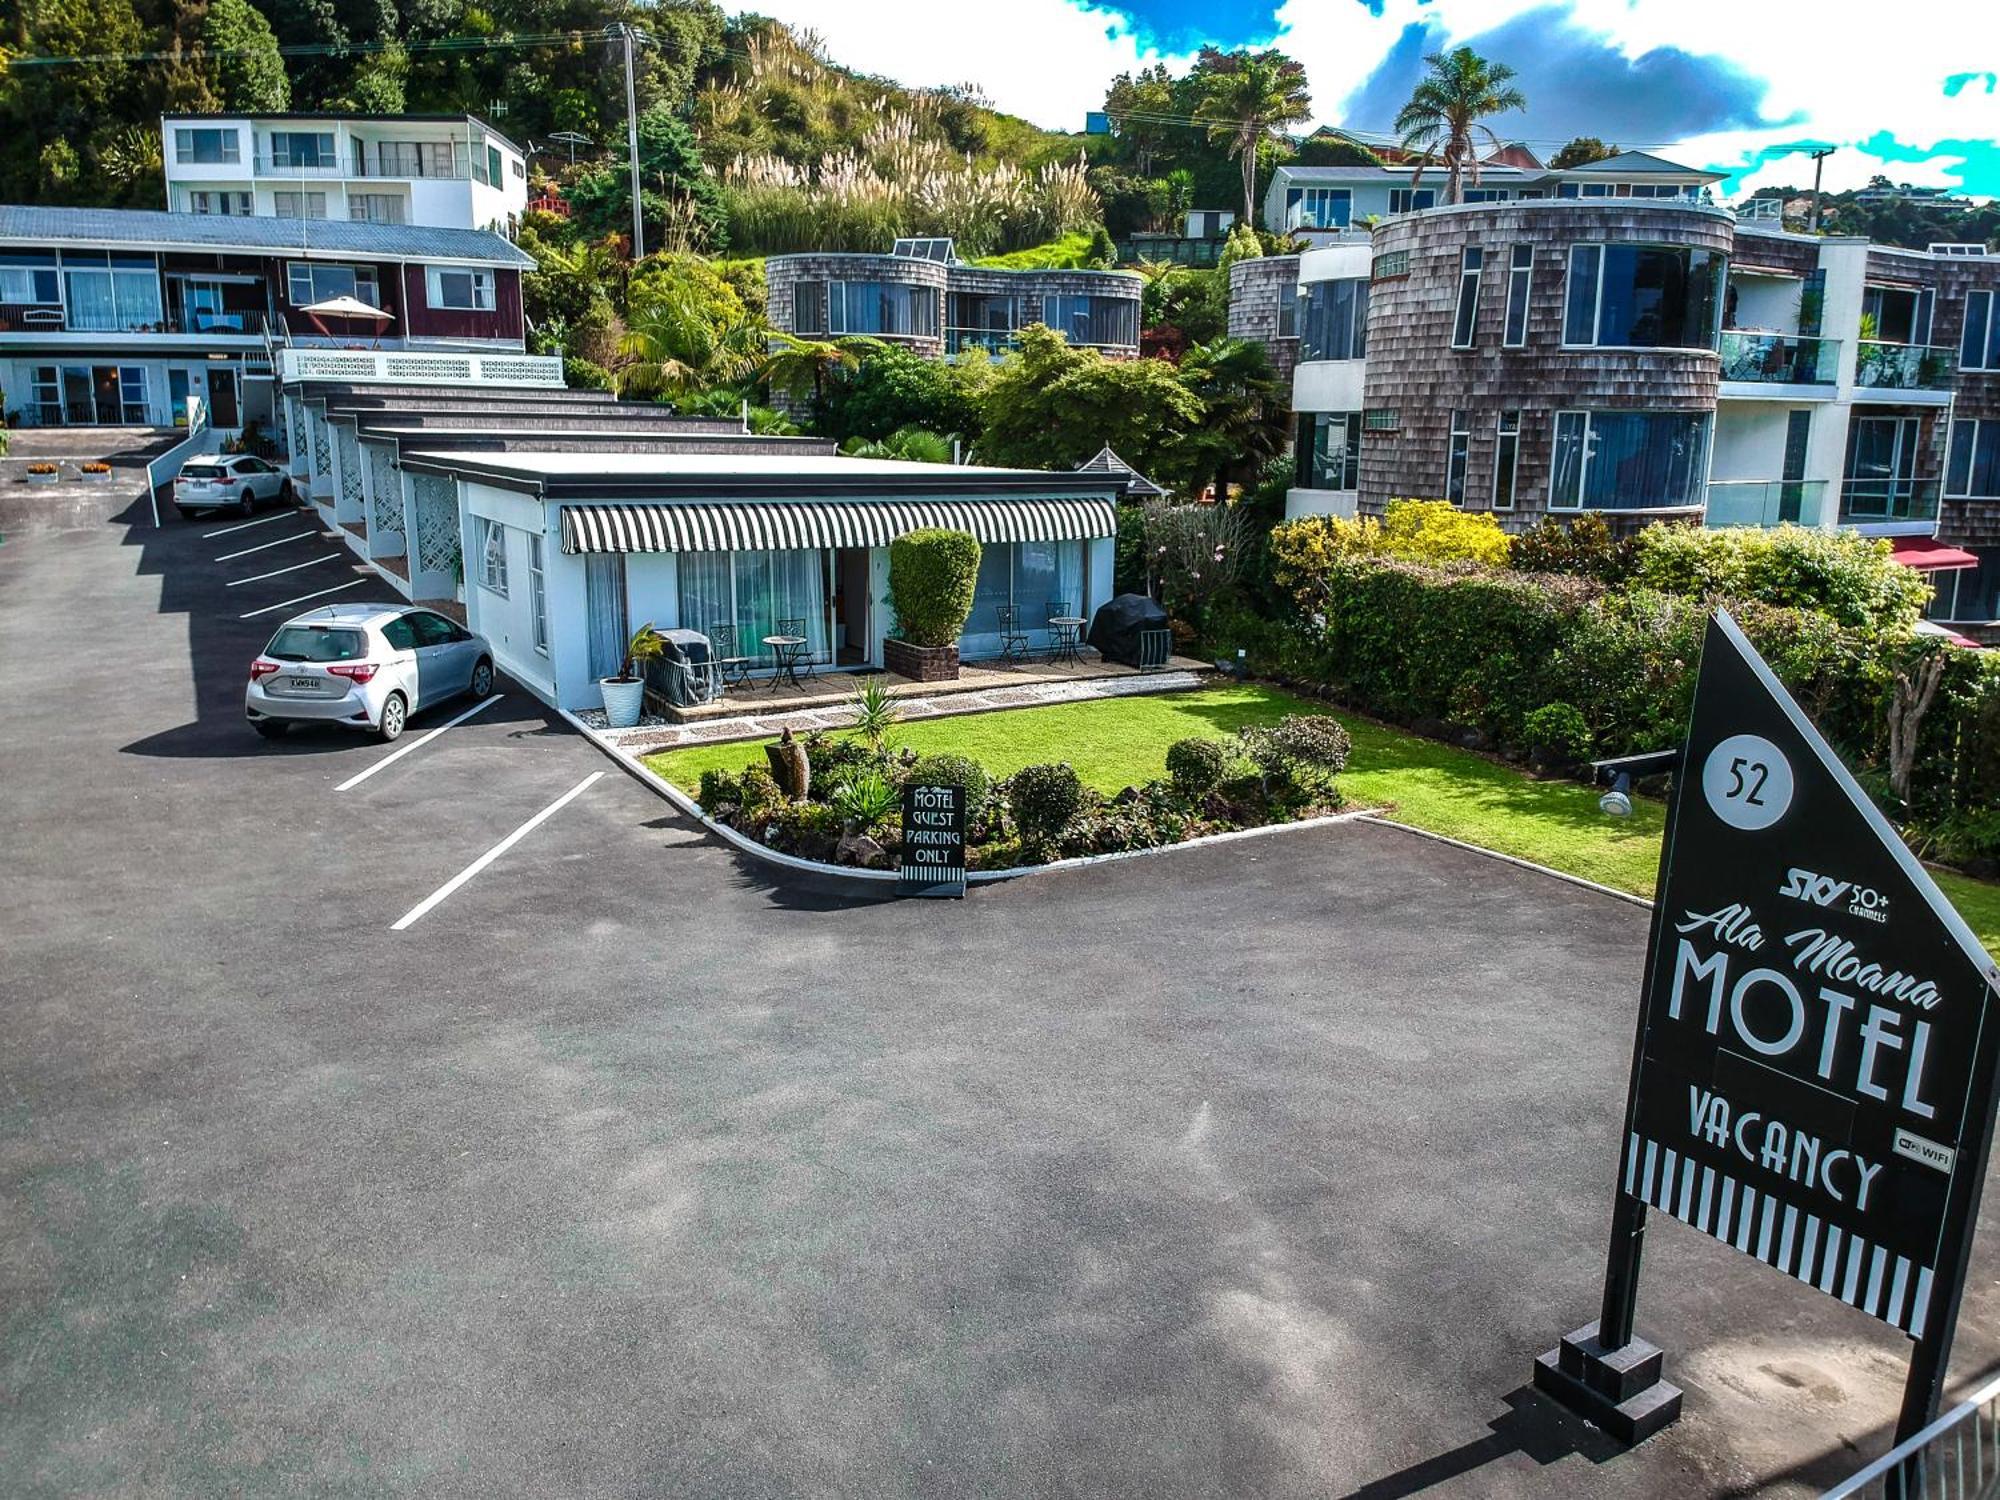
[{"x1": 1532, "y1": 1321, "x2": 1683, "y2": 1444}]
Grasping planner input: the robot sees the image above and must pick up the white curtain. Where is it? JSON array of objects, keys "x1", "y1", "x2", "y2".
[
  {"x1": 584, "y1": 555, "x2": 628, "y2": 680},
  {"x1": 677, "y1": 553, "x2": 732, "y2": 645},
  {"x1": 678, "y1": 550, "x2": 828, "y2": 666},
  {"x1": 64, "y1": 271, "x2": 116, "y2": 331}
]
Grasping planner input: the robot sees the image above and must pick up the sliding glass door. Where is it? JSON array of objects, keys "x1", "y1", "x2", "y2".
[
  {"x1": 963, "y1": 540, "x2": 1085, "y2": 657},
  {"x1": 677, "y1": 549, "x2": 831, "y2": 666}
]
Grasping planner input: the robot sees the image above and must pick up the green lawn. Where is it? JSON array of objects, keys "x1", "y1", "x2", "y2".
[{"x1": 643, "y1": 683, "x2": 2000, "y2": 950}]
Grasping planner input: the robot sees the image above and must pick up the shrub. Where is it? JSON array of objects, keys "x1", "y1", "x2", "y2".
[
  {"x1": 697, "y1": 768, "x2": 742, "y2": 812},
  {"x1": 1009, "y1": 762, "x2": 1085, "y2": 842},
  {"x1": 1510, "y1": 512, "x2": 1634, "y2": 583},
  {"x1": 905, "y1": 752, "x2": 991, "y2": 818},
  {"x1": 1380, "y1": 499, "x2": 1513, "y2": 567},
  {"x1": 889, "y1": 528, "x2": 981, "y2": 647},
  {"x1": 1629, "y1": 523, "x2": 1929, "y2": 633},
  {"x1": 1242, "y1": 714, "x2": 1351, "y2": 795},
  {"x1": 1165, "y1": 737, "x2": 1228, "y2": 799},
  {"x1": 1522, "y1": 702, "x2": 1593, "y2": 764},
  {"x1": 830, "y1": 771, "x2": 899, "y2": 828},
  {"x1": 735, "y1": 767, "x2": 785, "y2": 821},
  {"x1": 562, "y1": 355, "x2": 615, "y2": 392}
]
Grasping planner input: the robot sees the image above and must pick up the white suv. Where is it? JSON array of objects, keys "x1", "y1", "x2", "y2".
[
  {"x1": 246, "y1": 603, "x2": 494, "y2": 742},
  {"x1": 176, "y1": 454, "x2": 291, "y2": 518}
]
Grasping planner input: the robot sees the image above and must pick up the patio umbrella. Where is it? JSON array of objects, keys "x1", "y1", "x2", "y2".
[{"x1": 299, "y1": 294, "x2": 394, "y2": 347}]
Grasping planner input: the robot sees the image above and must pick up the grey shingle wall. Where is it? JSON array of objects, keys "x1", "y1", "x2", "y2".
[{"x1": 1227, "y1": 254, "x2": 1300, "y2": 382}]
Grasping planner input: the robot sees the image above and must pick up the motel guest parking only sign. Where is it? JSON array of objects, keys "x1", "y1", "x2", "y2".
[
  {"x1": 898, "y1": 783, "x2": 966, "y2": 898},
  {"x1": 1538, "y1": 611, "x2": 2000, "y2": 1444}
]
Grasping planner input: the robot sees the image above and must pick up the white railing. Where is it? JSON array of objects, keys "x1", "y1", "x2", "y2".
[
  {"x1": 276, "y1": 347, "x2": 565, "y2": 388},
  {"x1": 144, "y1": 396, "x2": 217, "y2": 523},
  {"x1": 1822, "y1": 1369, "x2": 2000, "y2": 1499}
]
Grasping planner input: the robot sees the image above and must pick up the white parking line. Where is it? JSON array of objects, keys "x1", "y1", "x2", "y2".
[
  {"x1": 202, "y1": 512, "x2": 292, "y2": 539},
  {"x1": 238, "y1": 579, "x2": 366, "y2": 620},
  {"x1": 215, "y1": 531, "x2": 317, "y2": 563},
  {"x1": 336, "y1": 694, "x2": 504, "y2": 792},
  {"x1": 227, "y1": 554, "x2": 342, "y2": 588},
  {"x1": 391, "y1": 771, "x2": 603, "y2": 931}
]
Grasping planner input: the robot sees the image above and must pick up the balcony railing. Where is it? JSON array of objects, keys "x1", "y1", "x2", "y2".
[
  {"x1": 1854, "y1": 341, "x2": 1956, "y2": 391},
  {"x1": 1705, "y1": 478, "x2": 1829, "y2": 528},
  {"x1": 277, "y1": 346, "x2": 565, "y2": 387},
  {"x1": 0, "y1": 305, "x2": 269, "y2": 336},
  {"x1": 944, "y1": 327, "x2": 1017, "y2": 355},
  {"x1": 1718, "y1": 330, "x2": 1838, "y2": 385},
  {"x1": 253, "y1": 156, "x2": 347, "y2": 177},
  {"x1": 1840, "y1": 477, "x2": 1940, "y2": 523},
  {"x1": 1118, "y1": 235, "x2": 1225, "y2": 267}
]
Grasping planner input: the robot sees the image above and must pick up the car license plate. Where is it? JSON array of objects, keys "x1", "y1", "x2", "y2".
[{"x1": 288, "y1": 676, "x2": 319, "y2": 691}]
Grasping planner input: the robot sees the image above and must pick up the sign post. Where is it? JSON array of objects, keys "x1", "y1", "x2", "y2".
[
  {"x1": 897, "y1": 782, "x2": 967, "y2": 899},
  {"x1": 1536, "y1": 611, "x2": 2000, "y2": 1446}
]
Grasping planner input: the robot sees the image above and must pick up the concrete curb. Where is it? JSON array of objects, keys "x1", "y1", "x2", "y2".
[
  {"x1": 1356, "y1": 814, "x2": 1655, "y2": 909},
  {"x1": 561, "y1": 706, "x2": 1378, "y2": 888}
]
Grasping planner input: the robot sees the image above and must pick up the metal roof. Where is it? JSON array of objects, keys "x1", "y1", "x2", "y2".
[{"x1": 0, "y1": 205, "x2": 535, "y2": 268}]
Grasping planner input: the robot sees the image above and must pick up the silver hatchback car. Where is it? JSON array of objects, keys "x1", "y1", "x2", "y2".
[{"x1": 246, "y1": 603, "x2": 495, "y2": 742}]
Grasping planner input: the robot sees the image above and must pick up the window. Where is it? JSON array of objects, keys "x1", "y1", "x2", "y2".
[
  {"x1": 487, "y1": 146, "x2": 503, "y2": 186},
  {"x1": 286, "y1": 263, "x2": 380, "y2": 308},
  {"x1": 274, "y1": 191, "x2": 328, "y2": 220},
  {"x1": 529, "y1": 534, "x2": 549, "y2": 654},
  {"x1": 967, "y1": 541, "x2": 1087, "y2": 650},
  {"x1": 380, "y1": 616, "x2": 418, "y2": 651},
  {"x1": 1962, "y1": 290, "x2": 2000, "y2": 371},
  {"x1": 1503, "y1": 244, "x2": 1533, "y2": 347},
  {"x1": 268, "y1": 625, "x2": 366, "y2": 661},
  {"x1": 269, "y1": 131, "x2": 336, "y2": 169},
  {"x1": 1445, "y1": 410, "x2": 1471, "y2": 503},
  {"x1": 677, "y1": 550, "x2": 832, "y2": 664},
  {"x1": 828, "y1": 280, "x2": 937, "y2": 338},
  {"x1": 1041, "y1": 295, "x2": 1138, "y2": 347},
  {"x1": 1452, "y1": 248, "x2": 1483, "y2": 348},
  {"x1": 1296, "y1": 411, "x2": 1361, "y2": 491},
  {"x1": 1372, "y1": 250, "x2": 1410, "y2": 281},
  {"x1": 1929, "y1": 552, "x2": 2000, "y2": 624},
  {"x1": 1276, "y1": 281, "x2": 1298, "y2": 338},
  {"x1": 1297, "y1": 277, "x2": 1368, "y2": 361},
  {"x1": 476, "y1": 518, "x2": 508, "y2": 595},
  {"x1": 1861, "y1": 283, "x2": 1934, "y2": 345},
  {"x1": 0, "y1": 255, "x2": 59, "y2": 304},
  {"x1": 1388, "y1": 188, "x2": 1436, "y2": 215},
  {"x1": 174, "y1": 128, "x2": 239, "y2": 165},
  {"x1": 792, "y1": 280, "x2": 826, "y2": 335},
  {"x1": 188, "y1": 191, "x2": 253, "y2": 216},
  {"x1": 411, "y1": 612, "x2": 460, "y2": 646},
  {"x1": 118, "y1": 367, "x2": 147, "y2": 423},
  {"x1": 1462, "y1": 188, "x2": 1510, "y2": 204},
  {"x1": 426, "y1": 266, "x2": 496, "y2": 311},
  {"x1": 1947, "y1": 420, "x2": 2000, "y2": 499},
  {"x1": 1363, "y1": 408, "x2": 1399, "y2": 431},
  {"x1": 1549, "y1": 410, "x2": 1710, "y2": 511},
  {"x1": 1564, "y1": 244, "x2": 1725, "y2": 349},
  {"x1": 375, "y1": 141, "x2": 458, "y2": 177},
  {"x1": 1285, "y1": 187, "x2": 1352, "y2": 230},
  {"x1": 29, "y1": 366, "x2": 59, "y2": 425},
  {"x1": 349, "y1": 195, "x2": 404, "y2": 224},
  {"x1": 61, "y1": 254, "x2": 161, "y2": 332},
  {"x1": 1492, "y1": 412, "x2": 1521, "y2": 510}
]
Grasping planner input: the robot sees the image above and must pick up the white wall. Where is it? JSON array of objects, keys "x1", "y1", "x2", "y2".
[
  {"x1": 462, "y1": 481, "x2": 557, "y2": 702},
  {"x1": 1729, "y1": 271, "x2": 1804, "y2": 334},
  {"x1": 1710, "y1": 403, "x2": 1794, "y2": 481}
]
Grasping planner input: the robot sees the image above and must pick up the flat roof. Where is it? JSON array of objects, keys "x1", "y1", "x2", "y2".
[
  {"x1": 403, "y1": 449, "x2": 1128, "y2": 500},
  {"x1": 0, "y1": 205, "x2": 534, "y2": 268},
  {"x1": 164, "y1": 111, "x2": 523, "y2": 153}
]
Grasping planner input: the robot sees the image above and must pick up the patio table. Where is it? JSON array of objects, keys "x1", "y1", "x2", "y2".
[
  {"x1": 1047, "y1": 617, "x2": 1087, "y2": 667},
  {"x1": 763, "y1": 634, "x2": 809, "y2": 693}
]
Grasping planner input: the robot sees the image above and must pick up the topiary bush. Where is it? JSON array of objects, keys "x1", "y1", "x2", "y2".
[
  {"x1": 889, "y1": 529, "x2": 981, "y2": 647},
  {"x1": 1165, "y1": 737, "x2": 1228, "y2": 800},
  {"x1": 1009, "y1": 762, "x2": 1085, "y2": 843},
  {"x1": 904, "y1": 752, "x2": 992, "y2": 818},
  {"x1": 1522, "y1": 702, "x2": 1593, "y2": 765}
]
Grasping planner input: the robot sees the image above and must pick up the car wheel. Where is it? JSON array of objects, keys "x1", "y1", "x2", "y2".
[
  {"x1": 377, "y1": 692, "x2": 408, "y2": 742},
  {"x1": 252, "y1": 719, "x2": 287, "y2": 740},
  {"x1": 280, "y1": 478, "x2": 296, "y2": 505},
  {"x1": 470, "y1": 657, "x2": 494, "y2": 699},
  {"x1": 238, "y1": 487, "x2": 255, "y2": 517},
  {"x1": 176, "y1": 505, "x2": 194, "y2": 521}
]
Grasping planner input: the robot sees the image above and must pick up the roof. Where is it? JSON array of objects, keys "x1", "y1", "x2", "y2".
[
  {"x1": 164, "y1": 111, "x2": 523, "y2": 153},
  {"x1": 0, "y1": 205, "x2": 534, "y2": 268},
  {"x1": 1565, "y1": 150, "x2": 1716, "y2": 178},
  {"x1": 1076, "y1": 445, "x2": 1167, "y2": 498},
  {"x1": 399, "y1": 449, "x2": 1132, "y2": 501}
]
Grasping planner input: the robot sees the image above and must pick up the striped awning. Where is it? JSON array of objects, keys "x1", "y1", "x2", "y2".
[{"x1": 559, "y1": 497, "x2": 1119, "y2": 555}]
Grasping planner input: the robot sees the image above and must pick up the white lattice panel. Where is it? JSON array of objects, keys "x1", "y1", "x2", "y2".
[
  {"x1": 337, "y1": 427, "x2": 364, "y2": 508},
  {"x1": 311, "y1": 417, "x2": 330, "y2": 477},
  {"x1": 385, "y1": 356, "x2": 474, "y2": 381},
  {"x1": 413, "y1": 473, "x2": 460, "y2": 575},
  {"x1": 367, "y1": 445, "x2": 404, "y2": 534}
]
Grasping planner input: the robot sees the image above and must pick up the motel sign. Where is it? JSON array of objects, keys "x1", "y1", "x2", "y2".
[{"x1": 1539, "y1": 612, "x2": 2000, "y2": 1445}]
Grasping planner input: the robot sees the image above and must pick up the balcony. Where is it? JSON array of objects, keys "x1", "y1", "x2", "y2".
[
  {"x1": 1705, "y1": 478, "x2": 1830, "y2": 528},
  {"x1": 253, "y1": 156, "x2": 346, "y2": 178},
  {"x1": 1840, "y1": 478, "x2": 1940, "y2": 525},
  {"x1": 0, "y1": 305, "x2": 269, "y2": 337},
  {"x1": 1717, "y1": 331, "x2": 1837, "y2": 387},
  {"x1": 1118, "y1": 235, "x2": 1225, "y2": 267},
  {"x1": 276, "y1": 347, "x2": 564, "y2": 387},
  {"x1": 1854, "y1": 341, "x2": 1955, "y2": 393},
  {"x1": 944, "y1": 327, "x2": 1017, "y2": 356}
]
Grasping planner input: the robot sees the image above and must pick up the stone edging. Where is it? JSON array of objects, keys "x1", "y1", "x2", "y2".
[{"x1": 561, "y1": 707, "x2": 1377, "y2": 887}]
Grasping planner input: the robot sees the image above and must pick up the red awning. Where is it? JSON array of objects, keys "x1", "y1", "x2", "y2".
[{"x1": 1890, "y1": 537, "x2": 1979, "y2": 571}]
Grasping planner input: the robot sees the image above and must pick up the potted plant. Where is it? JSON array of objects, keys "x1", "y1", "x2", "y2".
[
  {"x1": 80, "y1": 461, "x2": 112, "y2": 484},
  {"x1": 25, "y1": 462, "x2": 58, "y2": 486},
  {"x1": 884, "y1": 527, "x2": 980, "y2": 682},
  {"x1": 600, "y1": 621, "x2": 665, "y2": 728}
]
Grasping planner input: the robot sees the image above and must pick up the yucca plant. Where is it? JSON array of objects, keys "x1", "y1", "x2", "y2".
[
  {"x1": 830, "y1": 770, "x2": 900, "y2": 830},
  {"x1": 847, "y1": 675, "x2": 902, "y2": 755}
]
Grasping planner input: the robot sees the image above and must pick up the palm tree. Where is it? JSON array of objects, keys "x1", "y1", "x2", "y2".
[
  {"x1": 1175, "y1": 337, "x2": 1288, "y2": 499},
  {"x1": 1192, "y1": 49, "x2": 1313, "y2": 226},
  {"x1": 1392, "y1": 47, "x2": 1527, "y2": 206},
  {"x1": 758, "y1": 332, "x2": 884, "y2": 407},
  {"x1": 618, "y1": 282, "x2": 761, "y2": 398}
]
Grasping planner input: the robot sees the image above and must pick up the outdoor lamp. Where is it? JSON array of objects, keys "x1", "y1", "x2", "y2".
[{"x1": 1599, "y1": 772, "x2": 1633, "y2": 819}]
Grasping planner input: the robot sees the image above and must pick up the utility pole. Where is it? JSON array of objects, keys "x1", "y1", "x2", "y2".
[
  {"x1": 616, "y1": 23, "x2": 644, "y2": 259},
  {"x1": 1808, "y1": 146, "x2": 1835, "y2": 233}
]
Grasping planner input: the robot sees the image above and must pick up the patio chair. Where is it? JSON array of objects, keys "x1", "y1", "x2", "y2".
[
  {"x1": 709, "y1": 623, "x2": 756, "y2": 689},
  {"x1": 1137, "y1": 627, "x2": 1172, "y2": 672},
  {"x1": 995, "y1": 603, "x2": 1031, "y2": 664},
  {"x1": 774, "y1": 617, "x2": 816, "y2": 686}
]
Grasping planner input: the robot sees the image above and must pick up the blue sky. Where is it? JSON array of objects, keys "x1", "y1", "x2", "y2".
[{"x1": 758, "y1": 0, "x2": 2000, "y2": 200}]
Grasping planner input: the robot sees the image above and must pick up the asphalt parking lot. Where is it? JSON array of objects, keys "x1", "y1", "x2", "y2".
[{"x1": 7, "y1": 478, "x2": 2000, "y2": 1498}]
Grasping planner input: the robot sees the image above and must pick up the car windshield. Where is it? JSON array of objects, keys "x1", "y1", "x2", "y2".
[
  {"x1": 182, "y1": 465, "x2": 227, "y2": 479},
  {"x1": 265, "y1": 626, "x2": 366, "y2": 662}
]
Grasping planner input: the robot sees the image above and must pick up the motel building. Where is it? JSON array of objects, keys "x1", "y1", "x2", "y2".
[{"x1": 378, "y1": 450, "x2": 1125, "y2": 714}]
